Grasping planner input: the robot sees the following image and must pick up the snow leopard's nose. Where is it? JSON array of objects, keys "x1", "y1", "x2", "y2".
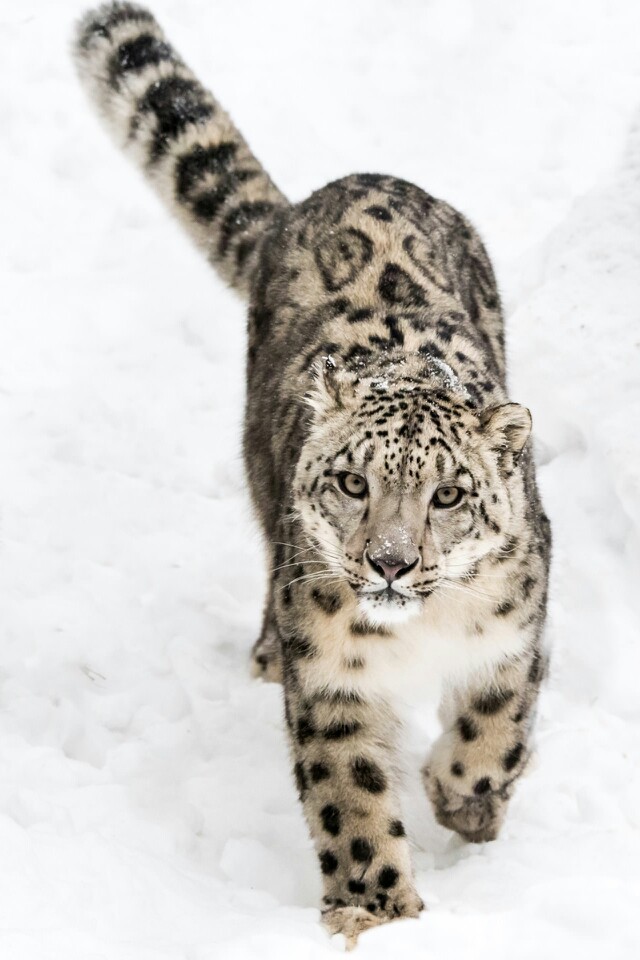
[{"x1": 366, "y1": 553, "x2": 419, "y2": 584}]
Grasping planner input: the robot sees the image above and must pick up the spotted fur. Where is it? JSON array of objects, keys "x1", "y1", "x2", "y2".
[{"x1": 75, "y1": 4, "x2": 551, "y2": 945}]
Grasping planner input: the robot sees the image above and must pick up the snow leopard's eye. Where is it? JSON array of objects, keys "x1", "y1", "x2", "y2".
[
  {"x1": 337, "y1": 472, "x2": 368, "y2": 498},
  {"x1": 433, "y1": 486, "x2": 464, "y2": 508}
]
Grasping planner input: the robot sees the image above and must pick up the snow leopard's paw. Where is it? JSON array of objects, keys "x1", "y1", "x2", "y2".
[
  {"x1": 424, "y1": 765, "x2": 509, "y2": 843},
  {"x1": 322, "y1": 886, "x2": 423, "y2": 949},
  {"x1": 323, "y1": 905, "x2": 382, "y2": 950}
]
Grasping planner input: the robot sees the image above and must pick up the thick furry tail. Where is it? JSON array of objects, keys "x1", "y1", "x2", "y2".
[{"x1": 74, "y1": 2, "x2": 288, "y2": 297}]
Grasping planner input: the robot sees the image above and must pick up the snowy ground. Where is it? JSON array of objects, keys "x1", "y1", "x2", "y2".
[{"x1": 2, "y1": 1, "x2": 640, "y2": 957}]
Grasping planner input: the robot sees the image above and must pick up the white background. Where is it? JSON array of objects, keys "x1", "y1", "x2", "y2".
[{"x1": 1, "y1": 1, "x2": 639, "y2": 957}]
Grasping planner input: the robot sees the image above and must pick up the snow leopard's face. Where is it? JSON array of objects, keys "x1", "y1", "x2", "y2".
[{"x1": 293, "y1": 362, "x2": 531, "y2": 626}]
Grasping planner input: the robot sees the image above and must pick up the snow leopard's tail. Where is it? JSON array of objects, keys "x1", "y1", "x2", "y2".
[{"x1": 74, "y1": 2, "x2": 289, "y2": 297}]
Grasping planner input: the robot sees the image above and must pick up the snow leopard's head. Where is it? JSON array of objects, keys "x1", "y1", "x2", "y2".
[{"x1": 292, "y1": 355, "x2": 531, "y2": 626}]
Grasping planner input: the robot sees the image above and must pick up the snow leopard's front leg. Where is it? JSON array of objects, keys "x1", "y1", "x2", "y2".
[
  {"x1": 423, "y1": 644, "x2": 546, "y2": 842},
  {"x1": 283, "y1": 665, "x2": 423, "y2": 945}
]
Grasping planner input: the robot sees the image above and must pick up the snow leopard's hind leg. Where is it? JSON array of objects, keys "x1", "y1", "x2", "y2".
[{"x1": 250, "y1": 579, "x2": 283, "y2": 683}]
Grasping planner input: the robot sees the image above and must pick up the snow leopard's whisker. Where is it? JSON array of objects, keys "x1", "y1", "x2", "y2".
[
  {"x1": 445, "y1": 569, "x2": 515, "y2": 588},
  {"x1": 445, "y1": 567, "x2": 508, "y2": 581},
  {"x1": 440, "y1": 579, "x2": 495, "y2": 604},
  {"x1": 276, "y1": 512, "x2": 300, "y2": 526},
  {"x1": 273, "y1": 559, "x2": 333, "y2": 572},
  {"x1": 272, "y1": 550, "x2": 315, "y2": 565},
  {"x1": 491, "y1": 546, "x2": 520, "y2": 560},
  {"x1": 270, "y1": 541, "x2": 314, "y2": 552},
  {"x1": 305, "y1": 547, "x2": 344, "y2": 567},
  {"x1": 305, "y1": 532, "x2": 342, "y2": 557},
  {"x1": 441, "y1": 575, "x2": 491, "y2": 594},
  {"x1": 283, "y1": 572, "x2": 343, "y2": 590},
  {"x1": 283, "y1": 558, "x2": 344, "y2": 581}
]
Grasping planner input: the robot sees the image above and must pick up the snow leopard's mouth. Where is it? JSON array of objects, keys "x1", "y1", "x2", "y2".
[
  {"x1": 356, "y1": 582, "x2": 426, "y2": 602},
  {"x1": 369, "y1": 585, "x2": 408, "y2": 602},
  {"x1": 355, "y1": 586, "x2": 424, "y2": 626}
]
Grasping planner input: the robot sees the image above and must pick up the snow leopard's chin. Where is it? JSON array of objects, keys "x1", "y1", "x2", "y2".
[{"x1": 357, "y1": 591, "x2": 424, "y2": 627}]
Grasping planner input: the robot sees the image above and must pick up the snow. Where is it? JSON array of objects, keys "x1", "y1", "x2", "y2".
[{"x1": 1, "y1": 0, "x2": 640, "y2": 956}]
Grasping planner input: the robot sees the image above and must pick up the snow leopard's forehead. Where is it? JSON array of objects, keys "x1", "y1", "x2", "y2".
[{"x1": 305, "y1": 361, "x2": 484, "y2": 491}]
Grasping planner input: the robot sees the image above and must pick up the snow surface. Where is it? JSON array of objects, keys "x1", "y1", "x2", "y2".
[{"x1": 2, "y1": 1, "x2": 640, "y2": 957}]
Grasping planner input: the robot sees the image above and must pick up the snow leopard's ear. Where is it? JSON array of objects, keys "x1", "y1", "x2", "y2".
[
  {"x1": 307, "y1": 356, "x2": 343, "y2": 417},
  {"x1": 481, "y1": 403, "x2": 532, "y2": 455}
]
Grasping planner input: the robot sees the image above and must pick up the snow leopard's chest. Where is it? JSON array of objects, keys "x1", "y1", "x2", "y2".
[{"x1": 300, "y1": 587, "x2": 529, "y2": 705}]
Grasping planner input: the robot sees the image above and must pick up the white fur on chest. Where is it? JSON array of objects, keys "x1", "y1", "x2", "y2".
[
  {"x1": 307, "y1": 588, "x2": 528, "y2": 706},
  {"x1": 362, "y1": 607, "x2": 526, "y2": 704}
]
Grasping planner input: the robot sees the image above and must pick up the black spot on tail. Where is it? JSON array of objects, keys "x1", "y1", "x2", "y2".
[
  {"x1": 190, "y1": 186, "x2": 232, "y2": 222},
  {"x1": 235, "y1": 235, "x2": 258, "y2": 270},
  {"x1": 175, "y1": 142, "x2": 238, "y2": 200},
  {"x1": 108, "y1": 34, "x2": 174, "y2": 88},
  {"x1": 218, "y1": 201, "x2": 276, "y2": 256},
  {"x1": 136, "y1": 76, "x2": 214, "y2": 163},
  {"x1": 189, "y1": 170, "x2": 260, "y2": 222}
]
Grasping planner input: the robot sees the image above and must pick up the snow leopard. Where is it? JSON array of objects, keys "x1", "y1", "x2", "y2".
[{"x1": 75, "y1": 3, "x2": 551, "y2": 945}]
